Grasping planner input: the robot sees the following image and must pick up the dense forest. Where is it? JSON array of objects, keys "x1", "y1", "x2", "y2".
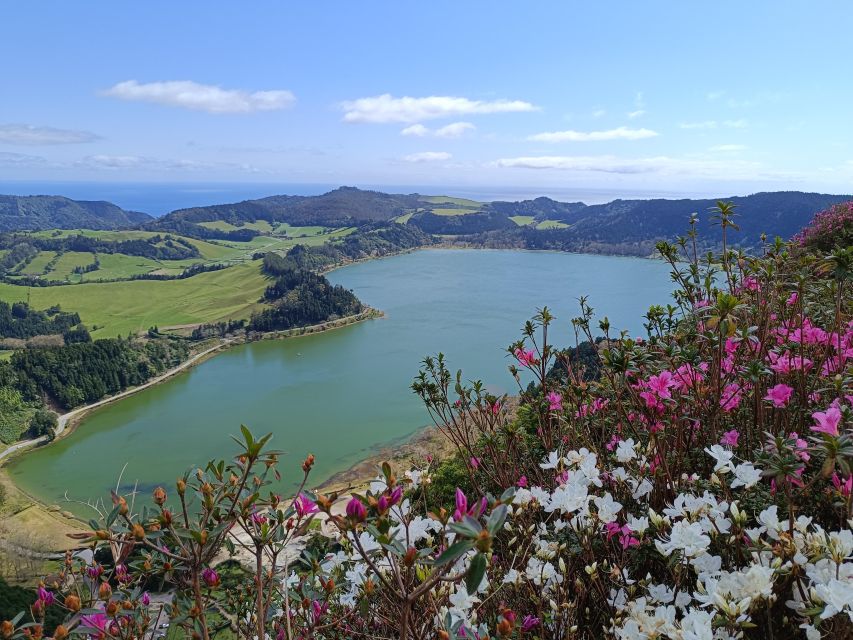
[
  {"x1": 160, "y1": 187, "x2": 422, "y2": 229},
  {"x1": 0, "y1": 232, "x2": 200, "y2": 261},
  {"x1": 6, "y1": 337, "x2": 189, "y2": 410},
  {"x1": 0, "y1": 195, "x2": 150, "y2": 231},
  {"x1": 247, "y1": 253, "x2": 363, "y2": 332},
  {"x1": 268, "y1": 222, "x2": 433, "y2": 272},
  {"x1": 144, "y1": 218, "x2": 260, "y2": 241},
  {"x1": 0, "y1": 301, "x2": 82, "y2": 340}
]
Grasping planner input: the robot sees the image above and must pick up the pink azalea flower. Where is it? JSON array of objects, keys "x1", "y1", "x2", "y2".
[
  {"x1": 720, "y1": 429, "x2": 740, "y2": 447},
  {"x1": 765, "y1": 383, "x2": 794, "y2": 408},
  {"x1": 513, "y1": 347, "x2": 537, "y2": 366},
  {"x1": 647, "y1": 371, "x2": 676, "y2": 399},
  {"x1": 786, "y1": 291, "x2": 798, "y2": 306},
  {"x1": 516, "y1": 475, "x2": 528, "y2": 488},
  {"x1": 490, "y1": 401, "x2": 501, "y2": 415},
  {"x1": 811, "y1": 406, "x2": 842, "y2": 437},
  {"x1": 294, "y1": 493, "x2": 318, "y2": 518},
  {"x1": 741, "y1": 276, "x2": 760, "y2": 292},
  {"x1": 720, "y1": 383, "x2": 743, "y2": 413},
  {"x1": 521, "y1": 615, "x2": 540, "y2": 632},
  {"x1": 546, "y1": 391, "x2": 562, "y2": 411},
  {"x1": 832, "y1": 473, "x2": 853, "y2": 497}
]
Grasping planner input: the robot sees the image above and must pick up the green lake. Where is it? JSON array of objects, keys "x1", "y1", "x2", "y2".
[{"x1": 8, "y1": 249, "x2": 674, "y2": 510}]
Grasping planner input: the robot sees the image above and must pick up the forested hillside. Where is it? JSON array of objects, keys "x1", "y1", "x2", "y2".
[{"x1": 0, "y1": 195, "x2": 150, "y2": 231}]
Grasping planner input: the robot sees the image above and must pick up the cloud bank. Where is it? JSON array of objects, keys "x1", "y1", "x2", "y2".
[
  {"x1": 0, "y1": 124, "x2": 100, "y2": 145},
  {"x1": 492, "y1": 154, "x2": 764, "y2": 179},
  {"x1": 342, "y1": 94, "x2": 537, "y2": 123},
  {"x1": 527, "y1": 127, "x2": 658, "y2": 143},
  {"x1": 102, "y1": 80, "x2": 296, "y2": 114},
  {"x1": 401, "y1": 121, "x2": 475, "y2": 138}
]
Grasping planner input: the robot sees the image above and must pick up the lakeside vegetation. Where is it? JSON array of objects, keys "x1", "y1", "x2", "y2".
[{"x1": 1, "y1": 201, "x2": 850, "y2": 639}]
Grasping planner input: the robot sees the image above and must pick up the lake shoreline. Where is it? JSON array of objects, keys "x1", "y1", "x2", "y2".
[{"x1": 3, "y1": 246, "x2": 674, "y2": 552}]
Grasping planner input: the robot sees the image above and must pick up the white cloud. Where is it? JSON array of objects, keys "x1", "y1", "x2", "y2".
[
  {"x1": 401, "y1": 124, "x2": 429, "y2": 137},
  {"x1": 76, "y1": 154, "x2": 266, "y2": 174},
  {"x1": 435, "y1": 122, "x2": 476, "y2": 138},
  {"x1": 0, "y1": 123, "x2": 100, "y2": 145},
  {"x1": 80, "y1": 154, "x2": 144, "y2": 168},
  {"x1": 342, "y1": 94, "x2": 537, "y2": 123},
  {"x1": 723, "y1": 119, "x2": 748, "y2": 129},
  {"x1": 402, "y1": 151, "x2": 452, "y2": 163},
  {"x1": 492, "y1": 154, "x2": 764, "y2": 179},
  {"x1": 627, "y1": 110, "x2": 646, "y2": 119},
  {"x1": 528, "y1": 126, "x2": 658, "y2": 143},
  {"x1": 591, "y1": 109, "x2": 606, "y2": 118},
  {"x1": 709, "y1": 144, "x2": 747, "y2": 152},
  {"x1": 707, "y1": 90, "x2": 726, "y2": 101},
  {"x1": 401, "y1": 121, "x2": 475, "y2": 138},
  {"x1": 102, "y1": 80, "x2": 295, "y2": 114}
]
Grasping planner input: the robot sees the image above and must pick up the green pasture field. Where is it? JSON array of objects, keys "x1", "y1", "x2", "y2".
[
  {"x1": 0, "y1": 261, "x2": 268, "y2": 337},
  {"x1": 536, "y1": 220, "x2": 570, "y2": 229}
]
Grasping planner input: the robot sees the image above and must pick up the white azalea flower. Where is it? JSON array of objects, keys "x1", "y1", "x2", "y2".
[
  {"x1": 730, "y1": 463, "x2": 761, "y2": 489},
  {"x1": 616, "y1": 438, "x2": 638, "y2": 463},
  {"x1": 704, "y1": 444, "x2": 735, "y2": 472}
]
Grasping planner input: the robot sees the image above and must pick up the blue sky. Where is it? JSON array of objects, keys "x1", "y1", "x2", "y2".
[{"x1": 1, "y1": 2, "x2": 851, "y2": 197}]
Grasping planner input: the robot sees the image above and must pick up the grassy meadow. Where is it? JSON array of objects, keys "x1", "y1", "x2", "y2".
[{"x1": 0, "y1": 261, "x2": 268, "y2": 336}]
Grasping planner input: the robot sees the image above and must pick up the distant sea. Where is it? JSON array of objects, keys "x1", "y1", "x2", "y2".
[{"x1": 0, "y1": 180, "x2": 707, "y2": 217}]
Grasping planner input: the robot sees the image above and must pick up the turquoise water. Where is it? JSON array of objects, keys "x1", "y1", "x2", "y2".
[{"x1": 8, "y1": 249, "x2": 674, "y2": 508}]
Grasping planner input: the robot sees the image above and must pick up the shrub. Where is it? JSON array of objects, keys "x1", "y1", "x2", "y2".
[{"x1": 794, "y1": 200, "x2": 853, "y2": 251}]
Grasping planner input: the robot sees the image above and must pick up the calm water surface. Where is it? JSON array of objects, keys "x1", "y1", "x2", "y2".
[{"x1": 9, "y1": 250, "x2": 674, "y2": 509}]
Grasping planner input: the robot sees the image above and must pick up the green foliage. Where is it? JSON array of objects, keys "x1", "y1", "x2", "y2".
[
  {"x1": 0, "y1": 301, "x2": 82, "y2": 340},
  {"x1": 28, "y1": 408, "x2": 57, "y2": 440},
  {"x1": 0, "y1": 578, "x2": 65, "y2": 634},
  {"x1": 421, "y1": 454, "x2": 472, "y2": 511},
  {"x1": 0, "y1": 385, "x2": 33, "y2": 443},
  {"x1": 0, "y1": 195, "x2": 151, "y2": 232},
  {"x1": 10, "y1": 336, "x2": 190, "y2": 409}
]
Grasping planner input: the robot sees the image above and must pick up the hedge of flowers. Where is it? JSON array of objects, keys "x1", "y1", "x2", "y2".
[{"x1": 3, "y1": 202, "x2": 851, "y2": 639}]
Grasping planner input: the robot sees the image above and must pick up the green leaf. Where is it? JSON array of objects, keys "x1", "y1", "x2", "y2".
[
  {"x1": 433, "y1": 540, "x2": 474, "y2": 566},
  {"x1": 486, "y1": 504, "x2": 508, "y2": 535},
  {"x1": 465, "y1": 553, "x2": 486, "y2": 594}
]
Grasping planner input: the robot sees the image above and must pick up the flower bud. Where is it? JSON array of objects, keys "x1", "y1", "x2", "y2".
[
  {"x1": 345, "y1": 497, "x2": 367, "y2": 523},
  {"x1": 1, "y1": 621, "x2": 13, "y2": 639},
  {"x1": 105, "y1": 601, "x2": 118, "y2": 616},
  {"x1": 201, "y1": 567, "x2": 220, "y2": 588},
  {"x1": 176, "y1": 479, "x2": 186, "y2": 495},
  {"x1": 64, "y1": 595, "x2": 81, "y2": 612},
  {"x1": 132, "y1": 523, "x2": 146, "y2": 540},
  {"x1": 54, "y1": 625, "x2": 69, "y2": 640},
  {"x1": 99, "y1": 582, "x2": 112, "y2": 600},
  {"x1": 496, "y1": 618, "x2": 513, "y2": 636},
  {"x1": 403, "y1": 547, "x2": 417, "y2": 567},
  {"x1": 152, "y1": 487, "x2": 167, "y2": 506},
  {"x1": 475, "y1": 529, "x2": 492, "y2": 553},
  {"x1": 302, "y1": 454, "x2": 315, "y2": 472}
]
